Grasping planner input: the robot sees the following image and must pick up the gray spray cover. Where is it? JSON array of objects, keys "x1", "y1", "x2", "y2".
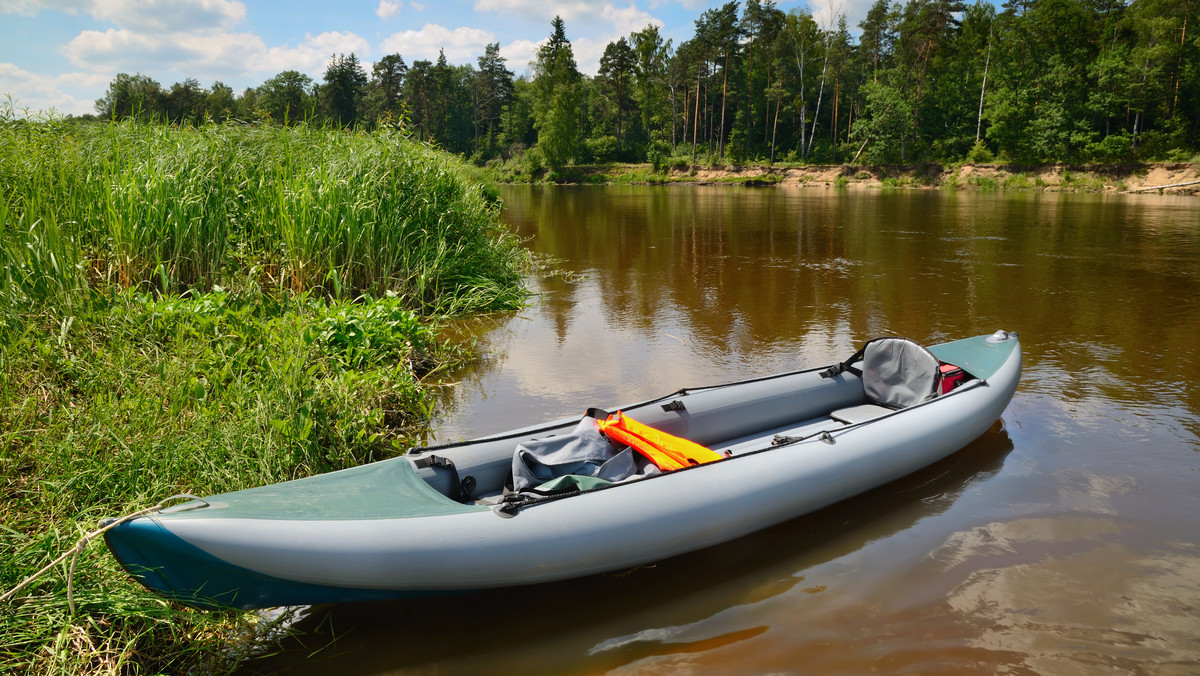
[{"x1": 511, "y1": 416, "x2": 659, "y2": 492}]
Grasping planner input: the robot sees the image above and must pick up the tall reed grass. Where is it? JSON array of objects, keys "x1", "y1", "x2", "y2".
[
  {"x1": 0, "y1": 105, "x2": 525, "y2": 314},
  {"x1": 1, "y1": 109, "x2": 527, "y2": 674}
]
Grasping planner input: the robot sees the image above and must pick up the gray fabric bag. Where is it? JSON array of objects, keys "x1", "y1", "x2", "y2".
[{"x1": 511, "y1": 416, "x2": 660, "y2": 493}]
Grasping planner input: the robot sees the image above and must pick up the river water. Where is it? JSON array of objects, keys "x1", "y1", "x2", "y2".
[{"x1": 249, "y1": 186, "x2": 1200, "y2": 674}]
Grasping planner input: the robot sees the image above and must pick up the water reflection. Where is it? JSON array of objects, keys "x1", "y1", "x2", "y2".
[
  {"x1": 246, "y1": 186, "x2": 1200, "y2": 674},
  {"x1": 945, "y1": 537, "x2": 1200, "y2": 671},
  {"x1": 433, "y1": 187, "x2": 1200, "y2": 444},
  {"x1": 245, "y1": 426, "x2": 1015, "y2": 676}
]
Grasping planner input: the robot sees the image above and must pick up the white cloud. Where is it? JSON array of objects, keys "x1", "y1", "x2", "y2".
[
  {"x1": 62, "y1": 27, "x2": 266, "y2": 76},
  {"x1": 806, "y1": 0, "x2": 875, "y2": 30},
  {"x1": 376, "y1": 0, "x2": 400, "y2": 20},
  {"x1": 64, "y1": 29, "x2": 200, "y2": 69},
  {"x1": 0, "y1": 62, "x2": 109, "y2": 116},
  {"x1": 472, "y1": 0, "x2": 592, "y2": 24},
  {"x1": 572, "y1": 36, "x2": 609, "y2": 75},
  {"x1": 61, "y1": 26, "x2": 370, "y2": 82},
  {"x1": 500, "y1": 38, "x2": 542, "y2": 74},
  {"x1": 91, "y1": 0, "x2": 247, "y2": 32},
  {"x1": 379, "y1": 24, "x2": 496, "y2": 63},
  {"x1": 472, "y1": 1, "x2": 663, "y2": 66},
  {"x1": 54, "y1": 0, "x2": 330, "y2": 83},
  {"x1": 258, "y1": 31, "x2": 372, "y2": 76},
  {"x1": 470, "y1": 0, "x2": 662, "y2": 30},
  {"x1": 0, "y1": 0, "x2": 89, "y2": 16},
  {"x1": 601, "y1": 2, "x2": 661, "y2": 35}
]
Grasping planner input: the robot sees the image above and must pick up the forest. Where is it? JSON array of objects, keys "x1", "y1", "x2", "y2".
[{"x1": 88, "y1": 0, "x2": 1199, "y2": 169}]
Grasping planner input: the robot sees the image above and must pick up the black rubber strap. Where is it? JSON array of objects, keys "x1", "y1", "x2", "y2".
[
  {"x1": 412, "y1": 454, "x2": 469, "y2": 502},
  {"x1": 820, "y1": 344, "x2": 867, "y2": 379}
]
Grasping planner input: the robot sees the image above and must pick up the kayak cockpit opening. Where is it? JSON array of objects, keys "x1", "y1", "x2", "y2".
[
  {"x1": 408, "y1": 336, "x2": 981, "y2": 508},
  {"x1": 506, "y1": 409, "x2": 725, "y2": 499}
]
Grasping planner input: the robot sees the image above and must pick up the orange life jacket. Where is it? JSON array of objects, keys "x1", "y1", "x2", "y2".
[{"x1": 596, "y1": 411, "x2": 724, "y2": 471}]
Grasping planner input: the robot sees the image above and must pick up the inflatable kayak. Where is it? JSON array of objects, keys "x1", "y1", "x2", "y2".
[{"x1": 105, "y1": 331, "x2": 1021, "y2": 610}]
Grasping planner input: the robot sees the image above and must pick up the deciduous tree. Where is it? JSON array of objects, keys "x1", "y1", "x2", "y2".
[{"x1": 257, "y1": 70, "x2": 315, "y2": 124}]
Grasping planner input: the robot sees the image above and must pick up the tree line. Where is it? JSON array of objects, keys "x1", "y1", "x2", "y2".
[{"x1": 92, "y1": 0, "x2": 1200, "y2": 168}]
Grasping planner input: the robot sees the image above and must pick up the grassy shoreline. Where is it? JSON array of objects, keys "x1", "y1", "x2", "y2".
[
  {"x1": 490, "y1": 160, "x2": 1200, "y2": 195},
  {"x1": 0, "y1": 117, "x2": 527, "y2": 674}
]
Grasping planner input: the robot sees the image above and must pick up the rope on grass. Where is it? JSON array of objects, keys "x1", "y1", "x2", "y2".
[{"x1": 1, "y1": 494, "x2": 207, "y2": 614}]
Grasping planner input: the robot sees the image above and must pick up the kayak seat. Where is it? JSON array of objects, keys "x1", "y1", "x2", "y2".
[
  {"x1": 829, "y1": 403, "x2": 893, "y2": 425},
  {"x1": 823, "y1": 336, "x2": 942, "y2": 409}
]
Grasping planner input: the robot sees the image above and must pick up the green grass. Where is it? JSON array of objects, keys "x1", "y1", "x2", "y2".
[
  {"x1": 608, "y1": 168, "x2": 666, "y2": 184},
  {"x1": 1, "y1": 109, "x2": 525, "y2": 314},
  {"x1": 1058, "y1": 170, "x2": 1108, "y2": 192},
  {"x1": 1001, "y1": 173, "x2": 1035, "y2": 191},
  {"x1": 968, "y1": 175, "x2": 1000, "y2": 191},
  {"x1": 1, "y1": 111, "x2": 528, "y2": 675}
]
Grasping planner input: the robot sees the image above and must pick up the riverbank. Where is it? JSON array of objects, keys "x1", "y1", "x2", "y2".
[
  {"x1": 499, "y1": 161, "x2": 1200, "y2": 195},
  {"x1": 0, "y1": 120, "x2": 527, "y2": 674}
]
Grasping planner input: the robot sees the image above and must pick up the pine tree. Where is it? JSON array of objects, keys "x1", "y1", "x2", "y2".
[
  {"x1": 532, "y1": 16, "x2": 583, "y2": 171},
  {"x1": 364, "y1": 53, "x2": 407, "y2": 125},
  {"x1": 475, "y1": 43, "x2": 513, "y2": 156},
  {"x1": 320, "y1": 53, "x2": 368, "y2": 127},
  {"x1": 599, "y1": 37, "x2": 637, "y2": 151}
]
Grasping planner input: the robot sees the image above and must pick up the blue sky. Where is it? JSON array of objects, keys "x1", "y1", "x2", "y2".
[{"x1": 2, "y1": 0, "x2": 883, "y2": 117}]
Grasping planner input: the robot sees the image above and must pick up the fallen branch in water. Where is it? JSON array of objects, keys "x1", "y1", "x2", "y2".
[{"x1": 1124, "y1": 179, "x2": 1200, "y2": 193}]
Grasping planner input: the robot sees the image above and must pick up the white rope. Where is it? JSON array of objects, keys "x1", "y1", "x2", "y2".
[{"x1": 1, "y1": 494, "x2": 206, "y2": 614}]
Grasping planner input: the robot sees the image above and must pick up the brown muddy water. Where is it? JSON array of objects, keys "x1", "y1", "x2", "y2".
[{"x1": 247, "y1": 186, "x2": 1200, "y2": 675}]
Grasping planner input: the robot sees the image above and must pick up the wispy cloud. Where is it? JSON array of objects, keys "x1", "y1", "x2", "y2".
[
  {"x1": 380, "y1": 23, "x2": 495, "y2": 63},
  {"x1": 0, "y1": 61, "x2": 110, "y2": 115},
  {"x1": 91, "y1": 0, "x2": 247, "y2": 32},
  {"x1": 258, "y1": 31, "x2": 372, "y2": 75},
  {"x1": 376, "y1": 0, "x2": 401, "y2": 20},
  {"x1": 0, "y1": 0, "x2": 90, "y2": 17}
]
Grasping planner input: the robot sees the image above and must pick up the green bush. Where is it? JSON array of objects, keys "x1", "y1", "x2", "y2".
[
  {"x1": 1084, "y1": 133, "x2": 1133, "y2": 162},
  {"x1": 522, "y1": 145, "x2": 545, "y2": 176},
  {"x1": 1002, "y1": 173, "x2": 1034, "y2": 190},
  {"x1": 583, "y1": 135, "x2": 618, "y2": 163},
  {"x1": 646, "y1": 140, "x2": 671, "y2": 173},
  {"x1": 970, "y1": 175, "x2": 999, "y2": 191},
  {"x1": 965, "y1": 139, "x2": 994, "y2": 163}
]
